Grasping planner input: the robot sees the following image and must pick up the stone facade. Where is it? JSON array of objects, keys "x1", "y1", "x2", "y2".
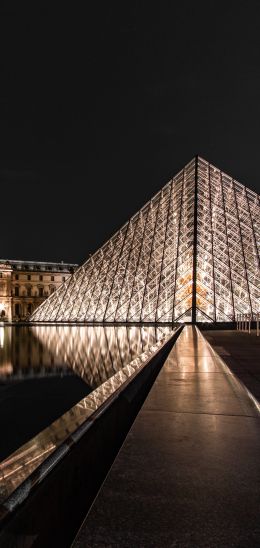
[{"x1": 0, "y1": 260, "x2": 78, "y2": 322}]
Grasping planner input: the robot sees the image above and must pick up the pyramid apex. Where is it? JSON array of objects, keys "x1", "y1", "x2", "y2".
[{"x1": 30, "y1": 155, "x2": 260, "y2": 324}]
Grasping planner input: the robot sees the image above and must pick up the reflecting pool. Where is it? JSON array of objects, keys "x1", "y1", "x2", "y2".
[
  {"x1": 0, "y1": 324, "x2": 173, "y2": 502},
  {"x1": 0, "y1": 325, "x2": 171, "y2": 461}
]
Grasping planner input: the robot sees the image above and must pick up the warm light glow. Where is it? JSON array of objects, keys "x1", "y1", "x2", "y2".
[
  {"x1": 32, "y1": 325, "x2": 171, "y2": 386},
  {"x1": 30, "y1": 157, "x2": 260, "y2": 324},
  {"x1": 0, "y1": 326, "x2": 4, "y2": 348}
]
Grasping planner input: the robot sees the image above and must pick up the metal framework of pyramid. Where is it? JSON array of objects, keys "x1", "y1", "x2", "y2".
[{"x1": 30, "y1": 156, "x2": 260, "y2": 324}]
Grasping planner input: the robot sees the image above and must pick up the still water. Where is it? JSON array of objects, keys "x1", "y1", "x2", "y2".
[{"x1": 0, "y1": 325, "x2": 171, "y2": 461}]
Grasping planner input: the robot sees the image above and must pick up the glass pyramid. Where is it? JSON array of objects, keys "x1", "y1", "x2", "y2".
[{"x1": 30, "y1": 157, "x2": 260, "y2": 323}]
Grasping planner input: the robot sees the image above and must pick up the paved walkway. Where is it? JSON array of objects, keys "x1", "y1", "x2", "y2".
[
  {"x1": 73, "y1": 326, "x2": 260, "y2": 548},
  {"x1": 203, "y1": 329, "x2": 260, "y2": 403}
]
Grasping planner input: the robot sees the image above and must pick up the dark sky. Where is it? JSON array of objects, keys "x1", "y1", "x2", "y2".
[{"x1": 1, "y1": 2, "x2": 260, "y2": 265}]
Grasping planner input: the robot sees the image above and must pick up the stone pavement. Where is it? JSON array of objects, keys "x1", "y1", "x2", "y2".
[
  {"x1": 73, "y1": 326, "x2": 260, "y2": 548},
  {"x1": 203, "y1": 329, "x2": 260, "y2": 402}
]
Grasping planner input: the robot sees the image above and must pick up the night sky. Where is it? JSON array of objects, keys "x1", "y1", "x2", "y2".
[{"x1": 1, "y1": 2, "x2": 260, "y2": 265}]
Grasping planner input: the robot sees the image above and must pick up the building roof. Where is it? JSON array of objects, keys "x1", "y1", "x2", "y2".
[{"x1": 0, "y1": 259, "x2": 78, "y2": 272}]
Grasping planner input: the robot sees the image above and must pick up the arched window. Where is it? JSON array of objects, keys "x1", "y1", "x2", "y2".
[{"x1": 27, "y1": 286, "x2": 32, "y2": 297}]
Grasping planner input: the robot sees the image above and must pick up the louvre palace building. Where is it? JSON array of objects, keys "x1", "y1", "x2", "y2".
[{"x1": 0, "y1": 260, "x2": 77, "y2": 322}]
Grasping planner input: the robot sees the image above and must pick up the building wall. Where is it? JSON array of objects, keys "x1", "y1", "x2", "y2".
[
  {"x1": 0, "y1": 264, "x2": 13, "y2": 321},
  {"x1": 0, "y1": 261, "x2": 78, "y2": 322}
]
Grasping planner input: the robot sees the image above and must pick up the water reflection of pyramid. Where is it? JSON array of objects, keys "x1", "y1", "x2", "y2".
[{"x1": 30, "y1": 157, "x2": 260, "y2": 323}]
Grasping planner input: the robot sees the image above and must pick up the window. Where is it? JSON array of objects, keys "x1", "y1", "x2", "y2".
[
  {"x1": 0, "y1": 273, "x2": 2, "y2": 278},
  {"x1": 27, "y1": 304, "x2": 32, "y2": 314},
  {"x1": 62, "y1": 276, "x2": 66, "y2": 282},
  {"x1": 39, "y1": 287, "x2": 44, "y2": 297},
  {"x1": 15, "y1": 274, "x2": 19, "y2": 280},
  {"x1": 27, "y1": 274, "x2": 31, "y2": 281},
  {"x1": 15, "y1": 303, "x2": 20, "y2": 316},
  {"x1": 15, "y1": 286, "x2": 19, "y2": 297},
  {"x1": 50, "y1": 286, "x2": 55, "y2": 294},
  {"x1": 27, "y1": 287, "x2": 32, "y2": 297},
  {"x1": 51, "y1": 275, "x2": 54, "y2": 281},
  {"x1": 39, "y1": 275, "x2": 43, "y2": 281}
]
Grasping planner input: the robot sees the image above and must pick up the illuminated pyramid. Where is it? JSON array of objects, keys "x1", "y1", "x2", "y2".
[{"x1": 30, "y1": 157, "x2": 260, "y2": 323}]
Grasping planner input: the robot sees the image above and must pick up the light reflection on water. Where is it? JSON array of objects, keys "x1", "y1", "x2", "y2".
[
  {"x1": 0, "y1": 325, "x2": 172, "y2": 388},
  {"x1": 32, "y1": 324, "x2": 172, "y2": 387},
  {"x1": 0, "y1": 324, "x2": 173, "y2": 503},
  {"x1": 0, "y1": 325, "x2": 172, "y2": 459},
  {"x1": 0, "y1": 324, "x2": 172, "y2": 461},
  {"x1": 0, "y1": 325, "x2": 71, "y2": 380}
]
